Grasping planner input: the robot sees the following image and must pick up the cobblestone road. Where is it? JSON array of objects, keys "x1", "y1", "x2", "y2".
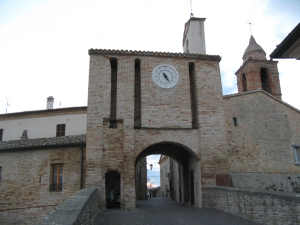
[{"x1": 95, "y1": 197, "x2": 262, "y2": 225}]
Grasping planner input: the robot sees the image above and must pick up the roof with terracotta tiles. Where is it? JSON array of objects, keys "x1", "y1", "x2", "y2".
[
  {"x1": 88, "y1": 49, "x2": 221, "y2": 61},
  {"x1": 0, "y1": 134, "x2": 86, "y2": 151}
]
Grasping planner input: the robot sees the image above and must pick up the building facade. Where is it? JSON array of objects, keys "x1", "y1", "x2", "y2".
[
  {"x1": 158, "y1": 155, "x2": 170, "y2": 198},
  {"x1": 0, "y1": 17, "x2": 300, "y2": 224}
]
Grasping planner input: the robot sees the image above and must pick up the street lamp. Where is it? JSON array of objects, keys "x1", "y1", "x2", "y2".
[{"x1": 150, "y1": 164, "x2": 153, "y2": 171}]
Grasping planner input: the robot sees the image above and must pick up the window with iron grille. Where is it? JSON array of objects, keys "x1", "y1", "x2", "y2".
[
  {"x1": 56, "y1": 124, "x2": 65, "y2": 137},
  {"x1": 0, "y1": 129, "x2": 3, "y2": 141},
  {"x1": 50, "y1": 164, "x2": 63, "y2": 191}
]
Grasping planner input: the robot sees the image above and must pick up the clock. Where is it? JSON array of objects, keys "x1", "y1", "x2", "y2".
[{"x1": 152, "y1": 64, "x2": 179, "y2": 89}]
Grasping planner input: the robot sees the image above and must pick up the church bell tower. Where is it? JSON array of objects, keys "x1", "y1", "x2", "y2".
[
  {"x1": 182, "y1": 17, "x2": 206, "y2": 54},
  {"x1": 235, "y1": 36, "x2": 282, "y2": 99}
]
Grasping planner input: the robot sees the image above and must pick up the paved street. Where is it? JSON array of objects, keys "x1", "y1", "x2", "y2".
[{"x1": 95, "y1": 197, "x2": 262, "y2": 225}]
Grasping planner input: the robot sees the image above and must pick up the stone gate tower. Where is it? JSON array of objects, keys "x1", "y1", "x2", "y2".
[{"x1": 85, "y1": 18, "x2": 229, "y2": 210}]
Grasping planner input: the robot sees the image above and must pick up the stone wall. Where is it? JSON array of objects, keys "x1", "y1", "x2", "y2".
[
  {"x1": 205, "y1": 186, "x2": 300, "y2": 225},
  {"x1": 159, "y1": 155, "x2": 170, "y2": 198},
  {"x1": 224, "y1": 91, "x2": 300, "y2": 191},
  {"x1": 135, "y1": 157, "x2": 147, "y2": 200},
  {"x1": 38, "y1": 188, "x2": 99, "y2": 225},
  {"x1": 0, "y1": 145, "x2": 83, "y2": 224},
  {"x1": 87, "y1": 51, "x2": 229, "y2": 209}
]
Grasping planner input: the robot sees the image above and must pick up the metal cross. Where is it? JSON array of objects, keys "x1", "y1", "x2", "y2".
[
  {"x1": 190, "y1": 0, "x2": 194, "y2": 17},
  {"x1": 247, "y1": 21, "x2": 253, "y2": 35}
]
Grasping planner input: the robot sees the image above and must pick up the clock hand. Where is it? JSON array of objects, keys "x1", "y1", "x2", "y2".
[{"x1": 163, "y1": 73, "x2": 170, "y2": 82}]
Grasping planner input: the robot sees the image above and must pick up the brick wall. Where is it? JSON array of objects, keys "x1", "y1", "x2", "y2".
[
  {"x1": 236, "y1": 59, "x2": 282, "y2": 99},
  {"x1": 0, "y1": 146, "x2": 83, "y2": 224},
  {"x1": 224, "y1": 91, "x2": 300, "y2": 190},
  {"x1": 205, "y1": 186, "x2": 300, "y2": 224},
  {"x1": 87, "y1": 51, "x2": 229, "y2": 209}
]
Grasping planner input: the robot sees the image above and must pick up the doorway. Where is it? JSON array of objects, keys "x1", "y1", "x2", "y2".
[{"x1": 105, "y1": 170, "x2": 121, "y2": 209}]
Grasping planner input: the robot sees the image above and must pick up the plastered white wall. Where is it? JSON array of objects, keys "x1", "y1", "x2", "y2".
[
  {"x1": 0, "y1": 113, "x2": 87, "y2": 141},
  {"x1": 183, "y1": 19, "x2": 206, "y2": 54}
]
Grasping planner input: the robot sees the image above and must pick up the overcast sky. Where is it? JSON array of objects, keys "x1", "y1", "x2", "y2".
[{"x1": 1, "y1": 0, "x2": 299, "y2": 187}]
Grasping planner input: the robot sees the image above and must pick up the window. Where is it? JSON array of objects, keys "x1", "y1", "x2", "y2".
[
  {"x1": 0, "y1": 129, "x2": 3, "y2": 141},
  {"x1": 56, "y1": 124, "x2": 65, "y2": 137},
  {"x1": 233, "y1": 117, "x2": 238, "y2": 126},
  {"x1": 242, "y1": 73, "x2": 247, "y2": 92},
  {"x1": 294, "y1": 147, "x2": 300, "y2": 165},
  {"x1": 260, "y1": 68, "x2": 271, "y2": 93},
  {"x1": 50, "y1": 164, "x2": 63, "y2": 191}
]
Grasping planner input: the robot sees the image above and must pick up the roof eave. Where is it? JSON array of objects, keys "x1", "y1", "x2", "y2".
[
  {"x1": 270, "y1": 23, "x2": 300, "y2": 59},
  {"x1": 89, "y1": 49, "x2": 221, "y2": 62}
]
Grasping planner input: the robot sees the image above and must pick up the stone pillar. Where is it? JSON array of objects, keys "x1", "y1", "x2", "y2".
[
  {"x1": 118, "y1": 57, "x2": 136, "y2": 210},
  {"x1": 85, "y1": 55, "x2": 111, "y2": 209},
  {"x1": 195, "y1": 60, "x2": 230, "y2": 205}
]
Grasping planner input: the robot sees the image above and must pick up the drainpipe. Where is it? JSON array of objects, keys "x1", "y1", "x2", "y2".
[{"x1": 80, "y1": 145, "x2": 84, "y2": 189}]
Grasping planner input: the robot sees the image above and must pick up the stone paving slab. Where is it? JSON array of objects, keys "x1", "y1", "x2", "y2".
[{"x1": 95, "y1": 197, "x2": 263, "y2": 225}]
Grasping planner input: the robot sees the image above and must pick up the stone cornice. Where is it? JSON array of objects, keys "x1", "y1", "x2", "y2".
[
  {"x1": 88, "y1": 49, "x2": 221, "y2": 62},
  {"x1": 0, "y1": 134, "x2": 86, "y2": 151}
]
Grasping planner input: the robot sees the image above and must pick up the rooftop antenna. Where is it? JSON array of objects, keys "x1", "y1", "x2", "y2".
[
  {"x1": 5, "y1": 97, "x2": 10, "y2": 114},
  {"x1": 190, "y1": 0, "x2": 194, "y2": 17},
  {"x1": 247, "y1": 21, "x2": 253, "y2": 35}
]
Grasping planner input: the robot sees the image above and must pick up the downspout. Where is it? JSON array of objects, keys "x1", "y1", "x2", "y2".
[{"x1": 80, "y1": 145, "x2": 84, "y2": 189}]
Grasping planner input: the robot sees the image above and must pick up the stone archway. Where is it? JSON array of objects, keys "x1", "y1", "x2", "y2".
[{"x1": 135, "y1": 141, "x2": 201, "y2": 207}]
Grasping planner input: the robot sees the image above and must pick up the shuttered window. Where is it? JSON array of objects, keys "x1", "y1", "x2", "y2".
[
  {"x1": 50, "y1": 164, "x2": 63, "y2": 191},
  {"x1": 56, "y1": 124, "x2": 65, "y2": 137}
]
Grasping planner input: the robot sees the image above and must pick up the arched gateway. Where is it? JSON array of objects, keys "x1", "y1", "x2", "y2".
[
  {"x1": 85, "y1": 18, "x2": 230, "y2": 210},
  {"x1": 136, "y1": 141, "x2": 201, "y2": 207}
]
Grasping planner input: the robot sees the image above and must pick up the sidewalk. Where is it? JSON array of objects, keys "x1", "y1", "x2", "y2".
[{"x1": 95, "y1": 197, "x2": 262, "y2": 225}]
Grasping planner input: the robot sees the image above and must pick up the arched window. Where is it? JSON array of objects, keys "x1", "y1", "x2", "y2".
[
  {"x1": 260, "y1": 68, "x2": 271, "y2": 93},
  {"x1": 242, "y1": 73, "x2": 247, "y2": 92}
]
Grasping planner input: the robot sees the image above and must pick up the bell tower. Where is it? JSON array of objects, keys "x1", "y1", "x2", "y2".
[
  {"x1": 182, "y1": 17, "x2": 206, "y2": 54},
  {"x1": 235, "y1": 36, "x2": 282, "y2": 99}
]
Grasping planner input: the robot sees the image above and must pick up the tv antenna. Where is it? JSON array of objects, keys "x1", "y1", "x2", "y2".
[
  {"x1": 5, "y1": 97, "x2": 10, "y2": 114},
  {"x1": 190, "y1": 0, "x2": 194, "y2": 17}
]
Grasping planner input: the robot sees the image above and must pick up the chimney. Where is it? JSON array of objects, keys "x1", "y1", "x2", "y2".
[
  {"x1": 183, "y1": 17, "x2": 206, "y2": 54},
  {"x1": 46, "y1": 96, "x2": 54, "y2": 109}
]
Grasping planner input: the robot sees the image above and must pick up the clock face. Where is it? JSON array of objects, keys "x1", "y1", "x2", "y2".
[{"x1": 152, "y1": 65, "x2": 179, "y2": 89}]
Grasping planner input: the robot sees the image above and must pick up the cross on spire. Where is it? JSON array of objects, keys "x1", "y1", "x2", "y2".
[
  {"x1": 247, "y1": 21, "x2": 253, "y2": 35},
  {"x1": 190, "y1": 0, "x2": 194, "y2": 17}
]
